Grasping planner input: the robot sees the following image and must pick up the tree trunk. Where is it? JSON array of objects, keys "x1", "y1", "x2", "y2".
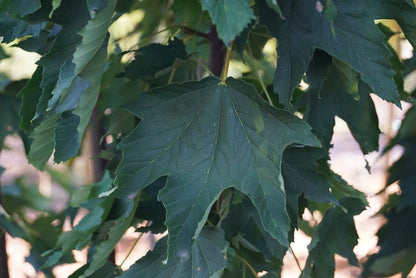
[
  {"x1": 209, "y1": 25, "x2": 225, "y2": 77},
  {"x1": 0, "y1": 186, "x2": 9, "y2": 278},
  {"x1": 89, "y1": 108, "x2": 116, "y2": 263}
]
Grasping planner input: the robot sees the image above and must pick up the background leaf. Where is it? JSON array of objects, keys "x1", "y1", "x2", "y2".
[
  {"x1": 0, "y1": 0, "x2": 41, "y2": 17},
  {"x1": 121, "y1": 227, "x2": 228, "y2": 278},
  {"x1": 200, "y1": 0, "x2": 255, "y2": 44},
  {"x1": 123, "y1": 38, "x2": 188, "y2": 80},
  {"x1": 363, "y1": 208, "x2": 416, "y2": 277},
  {"x1": 81, "y1": 198, "x2": 138, "y2": 277},
  {"x1": 43, "y1": 172, "x2": 114, "y2": 268},
  {"x1": 303, "y1": 50, "x2": 380, "y2": 154},
  {"x1": 301, "y1": 198, "x2": 365, "y2": 278},
  {"x1": 259, "y1": 0, "x2": 400, "y2": 109}
]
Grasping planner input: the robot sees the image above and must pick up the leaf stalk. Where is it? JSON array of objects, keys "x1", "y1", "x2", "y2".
[
  {"x1": 220, "y1": 47, "x2": 231, "y2": 83},
  {"x1": 290, "y1": 245, "x2": 303, "y2": 272},
  {"x1": 119, "y1": 221, "x2": 148, "y2": 269},
  {"x1": 236, "y1": 254, "x2": 259, "y2": 278}
]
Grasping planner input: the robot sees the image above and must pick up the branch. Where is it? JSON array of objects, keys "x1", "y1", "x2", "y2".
[{"x1": 181, "y1": 25, "x2": 210, "y2": 39}]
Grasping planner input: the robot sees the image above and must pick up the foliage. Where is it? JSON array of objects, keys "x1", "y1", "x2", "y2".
[{"x1": 0, "y1": 0, "x2": 415, "y2": 277}]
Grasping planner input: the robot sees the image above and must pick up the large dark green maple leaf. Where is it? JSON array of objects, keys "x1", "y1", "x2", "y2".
[{"x1": 115, "y1": 76, "x2": 320, "y2": 260}]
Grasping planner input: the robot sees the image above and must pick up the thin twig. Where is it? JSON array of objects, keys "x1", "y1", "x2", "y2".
[
  {"x1": 253, "y1": 65, "x2": 273, "y2": 106},
  {"x1": 168, "y1": 67, "x2": 177, "y2": 84},
  {"x1": 182, "y1": 25, "x2": 210, "y2": 39},
  {"x1": 236, "y1": 255, "x2": 259, "y2": 278},
  {"x1": 0, "y1": 153, "x2": 9, "y2": 278},
  {"x1": 192, "y1": 58, "x2": 215, "y2": 76},
  {"x1": 123, "y1": 25, "x2": 182, "y2": 52},
  {"x1": 215, "y1": 190, "x2": 223, "y2": 214},
  {"x1": 119, "y1": 222, "x2": 148, "y2": 269},
  {"x1": 290, "y1": 245, "x2": 303, "y2": 272},
  {"x1": 246, "y1": 45, "x2": 273, "y2": 106}
]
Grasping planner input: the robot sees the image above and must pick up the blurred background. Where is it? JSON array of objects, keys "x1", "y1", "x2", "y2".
[{"x1": 0, "y1": 12, "x2": 415, "y2": 278}]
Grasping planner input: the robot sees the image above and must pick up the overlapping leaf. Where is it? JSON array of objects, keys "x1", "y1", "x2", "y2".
[
  {"x1": 363, "y1": 89, "x2": 416, "y2": 278},
  {"x1": 0, "y1": 82, "x2": 22, "y2": 145},
  {"x1": 16, "y1": 26, "x2": 58, "y2": 55},
  {"x1": 36, "y1": 0, "x2": 90, "y2": 110},
  {"x1": 263, "y1": 0, "x2": 283, "y2": 18},
  {"x1": 48, "y1": 0, "x2": 115, "y2": 110},
  {"x1": 81, "y1": 198, "x2": 138, "y2": 277},
  {"x1": 136, "y1": 0, "x2": 166, "y2": 39},
  {"x1": 73, "y1": 47, "x2": 107, "y2": 140},
  {"x1": 303, "y1": 50, "x2": 380, "y2": 154},
  {"x1": 386, "y1": 106, "x2": 416, "y2": 209},
  {"x1": 282, "y1": 147, "x2": 336, "y2": 224},
  {"x1": 26, "y1": 214, "x2": 76, "y2": 276},
  {"x1": 259, "y1": 0, "x2": 400, "y2": 109},
  {"x1": 322, "y1": 168, "x2": 368, "y2": 206},
  {"x1": 87, "y1": 0, "x2": 110, "y2": 15},
  {"x1": 172, "y1": 0, "x2": 210, "y2": 31},
  {"x1": 363, "y1": 208, "x2": 416, "y2": 277},
  {"x1": 115, "y1": 76, "x2": 320, "y2": 260},
  {"x1": 3, "y1": 182, "x2": 51, "y2": 213},
  {"x1": 0, "y1": 13, "x2": 43, "y2": 43},
  {"x1": 0, "y1": 46, "x2": 8, "y2": 59},
  {"x1": 54, "y1": 112, "x2": 81, "y2": 163},
  {"x1": 222, "y1": 247, "x2": 281, "y2": 278},
  {"x1": 235, "y1": 24, "x2": 272, "y2": 59},
  {"x1": 0, "y1": 0, "x2": 41, "y2": 17},
  {"x1": 121, "y1": 227, "x2": 228, "y2": 278},
  {"x1": 123, "y1": 38, "x2": 188, "y2": 80},
  {"x1": 369, "y1": 0, "x2": 416, "y2": 48},
  {"x1": 28, "y1": 42, "x2": 107, "y2": 169},
  {"x1": 377, "y1": 24, "x2": 407, "y2": 100},
  {"x1": 69, "y1": 263, "x2": 121, "y2": 278},
  {"x1": 301, "y1": 198, "x2": 365, "y2": 277},
  {"x1": 200, "y1": 0, "x2": 255, "y2": 44},
  {"x1": 0, "y1": 208, "x2": 27, "y2": 239},
  {"x1": 20, "y1": 0, "x2": 114, "y2": 170},
  {"x1": 222, "y1": 198, "x2": 286, "y2": 260},
  {"x1": 28, "y1": 114, "x2": 59, "y2": 170},
  {"x1": 43, "y1": 172, "x2": 114, "y2": 268},
  {"x1": 18, "y1": 67, "x2": 43, "y2": 131},
  {"x1": 135, "y1": 177, "x2": 167, "y2": 234},
  {"x1": 24, "y1": 1, "x2": 90, "y2": 169}
]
